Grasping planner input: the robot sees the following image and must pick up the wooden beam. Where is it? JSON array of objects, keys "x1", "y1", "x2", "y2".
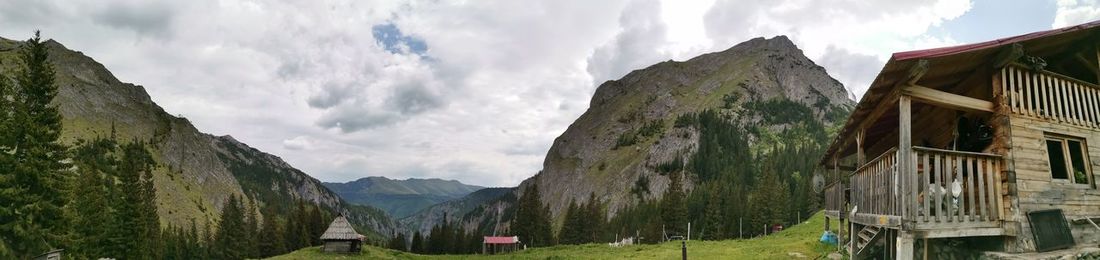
[
  {"x1": 856, "y1": 129, "x2": 866, "y2": 165},
  {"x1": 828, "y1": 60, "x2": 928, "y2": 167},
  {"x1": 898, "y1": 95, "x2": 913, "y2": 220},
  {"x1": 992, "y1": 43, "x2": 1025, "y2": 69},
  {"x1": 1074, "y1": 53, "x2": 1100, "y2": 76},
  {"x1": 851, "y1": 213, "x2": 903, "y2": 228},
  {"x1": 902, "y1": 85, "x2": 994, "y2": 113},
  {"x1": 906, "y1": 60, "x2": 930, "y2": 85},
  {"x1": 914, "y1": 227, "x2": 1005, "y2": 239}
]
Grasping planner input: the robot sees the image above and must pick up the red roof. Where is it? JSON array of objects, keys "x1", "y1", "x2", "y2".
[
  {"x1": 483, "y1": 236, "x2": 519, "y2": 244},
  {"x1": 893, "y1": 20, "x2": 1100, "y2": 61}
]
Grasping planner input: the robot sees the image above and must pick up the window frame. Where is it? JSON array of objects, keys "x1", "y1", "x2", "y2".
[{"x1": 1044, "y1": 134, "x2": 1093, "y2": 187}]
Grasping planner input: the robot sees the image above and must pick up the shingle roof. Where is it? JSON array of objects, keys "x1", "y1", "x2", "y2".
[
  {"x1": 320, "y1": 216, "x2": 362, "y2": 240},
  {"x1": 483, "y1": 236, "x2": 519, "y2": 244}
]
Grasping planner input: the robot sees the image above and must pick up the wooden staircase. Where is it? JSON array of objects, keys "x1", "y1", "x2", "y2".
[{"x1": 851, "y1": 225, "x2": 884, "y2": 259}]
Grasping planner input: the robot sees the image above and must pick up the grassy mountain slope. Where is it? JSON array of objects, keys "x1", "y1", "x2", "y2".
[
  {"x1": 0, "y1": 36, "x2": 395, "y2": 236},
  {"x1": 272, "y1": 211, "x2": 834, "y2": 259},
  {"x1": 324, "y1": 177, "x2": 485, "y2": 218}
]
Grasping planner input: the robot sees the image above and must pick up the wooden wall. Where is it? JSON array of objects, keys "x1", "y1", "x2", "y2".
[{"x1": 1005, "y1": 114, "x2": 1100, "y2": 252}]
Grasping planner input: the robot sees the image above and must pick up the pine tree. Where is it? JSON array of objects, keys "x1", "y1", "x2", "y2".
[
  {"x1": 702, "y1": 187, "x2": 724, "y2": 240},
  {"x1": 0, "y1": 31, "x2": 70, "y2": 258},
  {"x1": 65, "y1": 138, "x2": 125, "y2": 258},
  {"x1": 661, "y1": 172, "x2": 687, "y2": 237},
  {"x1": 214, "y1": 195, "x2": 247, "y2": 259},
  {"x1": 410, "y1": 231, "x2": 424, "y2": 254},
  {"x1": 258, "y1": 209, "x2": 286, "y2": 257},
  {"x1": 513, "y1": 182, "x2": 553, "y2": 247},
  {"x1": 559, "y1": 199, "x2": 582, "y2": 245},
  {"x1": 0, "y1": 50, "x2": 12, "y2": 260},
  {"x1": 307, "y1": 204, "x2": 326, "y2": 246},
  {"x1": 243, "y1": 200, "x2": 260, "y2": 258},
  {"x1": 584, "y1": 193, "x2": 604, "y2": 243},
  {"x1": 387, "y1": 231, "x2": 408, "y2": 252}
]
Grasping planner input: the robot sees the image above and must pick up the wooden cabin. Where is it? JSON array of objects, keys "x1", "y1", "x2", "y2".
[
  {"x1": 320, "y1": 216, "x2": 364, "y2": 253},
  {"x1": 482, "y1": 236, "x2": 521, "y2": 255},
  {"x1": 822, "y1": 20, "x2": 1100, "y2": 259}
]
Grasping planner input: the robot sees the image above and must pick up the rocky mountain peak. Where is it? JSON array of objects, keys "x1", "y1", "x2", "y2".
[{"x1": 511, "y1": 35, "x2": 855, "y2": 225}]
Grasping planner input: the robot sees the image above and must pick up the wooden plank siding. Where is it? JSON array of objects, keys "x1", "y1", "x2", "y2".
[{"x1": 997, "y1": 64, "x2": 1100, "y2": 252}]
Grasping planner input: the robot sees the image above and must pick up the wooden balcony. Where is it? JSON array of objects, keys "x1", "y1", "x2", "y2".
[
  {"x1": 1001, "y1": 64, "x2": 1100, "y2": 129},
  {"x1": 848, "y1": 147, "x2": 1005, "y2": 237}
]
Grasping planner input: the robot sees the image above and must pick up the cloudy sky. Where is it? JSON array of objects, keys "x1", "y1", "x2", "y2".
[{"x1": 1, "y1": 0, "x2": 1097, "y2": 187}]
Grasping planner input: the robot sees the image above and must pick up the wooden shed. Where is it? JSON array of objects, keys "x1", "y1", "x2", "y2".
[
  {"x1": 482, "y1": 236, "x2": 521, "y2": 255},
  {"x1": 821, "y1": 19, "x2": 1100, "y2": 259},
  {"x1": 320, "y1": 216, "x2": 364, "y2": 253}
]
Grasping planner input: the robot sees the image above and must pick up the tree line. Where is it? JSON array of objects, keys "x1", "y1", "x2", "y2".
[{"x1": 0, "y1": 31, "x2": 335, "y2": 259}]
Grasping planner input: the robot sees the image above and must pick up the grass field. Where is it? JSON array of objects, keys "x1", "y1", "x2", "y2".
[{"x1": 269, "y1": 211, "x2": 841, "y2": 260}]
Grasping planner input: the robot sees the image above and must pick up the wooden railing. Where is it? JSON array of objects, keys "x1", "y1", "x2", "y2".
[
  {"x1": 824, "y1": 182, "x2": 846, "y2": 218},
  {"x1": 848, "y1": 147, "x2": 1004, "y2": 229},
  {"x1": 910, "y1": 147, "x2": 1003, "y2": 227},
  {"x1": 1001, "y1": 65, "x2": 1100, "y2": 129},
  {"x1": 850, "y1": 148, "x2": 899, "y2": 217}
]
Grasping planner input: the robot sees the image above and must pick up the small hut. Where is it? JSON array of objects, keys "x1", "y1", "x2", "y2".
[
  {"x1": 33, "y1": 249, "x2": 63, "y2": 260},
  {"x1": 482, "y1": 236, "x2": 520, "y2": 254},
  {"x1": 320, "y1": 216, "x2": 363, "y2": 253}
]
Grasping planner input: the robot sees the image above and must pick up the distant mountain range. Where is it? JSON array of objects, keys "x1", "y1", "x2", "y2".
[{"x1": 323, "y1": 177, "x2": 484, "y2": 218}]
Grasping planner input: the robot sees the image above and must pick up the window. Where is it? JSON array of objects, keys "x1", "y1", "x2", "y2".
[{"x1": 1046, "y1": 135, "x2": 1092, "y2": 185}]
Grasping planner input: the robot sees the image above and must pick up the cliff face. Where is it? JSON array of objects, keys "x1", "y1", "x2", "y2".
[
  {"x1": 0, "y1": 37, "x2": 394, "y2": 235},
  {"x1": 518, "y1": 36, "x2": 853, "y2": 222}
]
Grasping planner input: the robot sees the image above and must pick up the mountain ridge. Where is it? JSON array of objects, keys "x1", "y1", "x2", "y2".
[
  {"x1": 324, "y1": 176, "x2": 485, "y2": 218},
  {"x1": 0, "y1": 36, "x2": 396, "y2": 238}
]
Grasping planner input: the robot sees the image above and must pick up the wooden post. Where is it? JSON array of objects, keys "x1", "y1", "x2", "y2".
[
  {"x1": 899, "y1": 95, "x2": 912, "y2": 220},
  {"x1": 856, "y1": 130, "x2": 866, "y2": 166},
  {"x1": 897, "y1": 231, "x2": 915, "y2": 260}
]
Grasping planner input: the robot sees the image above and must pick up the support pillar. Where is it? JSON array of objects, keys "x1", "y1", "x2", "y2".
[
  {"x1": 897, "y1": 231, "x2": 915, "y2": 260},
  {"x1": 898, "y1": 95, "x2": 913, "y2": 219}
]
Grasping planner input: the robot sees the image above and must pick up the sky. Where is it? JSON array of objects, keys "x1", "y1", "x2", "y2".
[{"x1": 0, "y1": 0, "x2": 1097, "y2": 187}]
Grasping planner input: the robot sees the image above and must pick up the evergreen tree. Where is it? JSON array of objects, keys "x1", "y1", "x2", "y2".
[
  {"x1": 660, "y1": 172, "x2": 687, "y2": 237},
  {"x1": 387, "y1": 231, "x2": 408, "y2": 252},
  {"x1": 0, "y1": 31, "x2": 70, "y2": 258},
  {"x1": 214, "y1": 195, "x2": 247, "y2": 259},
  {"x1": 558, "y1": 199, "x2": 582, "y2": 245},
  {"x1": 65, "y1": 138, "x2": 118, "y2": 258},
  {"x1": 410, "y1": 231, "x2": 424, "y2": 254},
  {"x1": 513, "y1": 182, "x2": 553, "y2": 247},
  {"x1": 258, "y1": 210, "x2": 287, "y2": 257},
  {"x1": 702, "y1": 187, "x2": 724, "y2": 240},
  {"x1": 306, "y1": 204, "x2": 326, "y2": 246},
  {"x1": 584, "y1": 193, "x2": 604, "y2": 243},
  {"x1": 243, "y1": 201, "x2": 260, "y2": 258}
]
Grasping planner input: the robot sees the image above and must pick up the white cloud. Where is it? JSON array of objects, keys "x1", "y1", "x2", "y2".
[
  {"x1": 1053, "y1": 0, "x2": 1100, "y2": 28},
  {"x1": 0, "y1": 0, "x2": 1006, "y2": 187},
  {"x1": 703, "y1": 0, "x2": 972, "y2": 98},
  {"x1": 282, "y1": 136, "x2": 313, "y2": 150}
]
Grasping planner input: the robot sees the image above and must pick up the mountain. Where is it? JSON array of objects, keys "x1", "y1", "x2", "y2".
[
  {"x1": 428, "y1": 36, "x2": 854, "y2": 235},
  {"x1": 398, "y1": 187, "x2": 514, "y2": 235},
  {"x1": 0, "y1": 37, "x2": 395, "y2": 238},
  {"x1": 323, "y1": 177, "x2": 485, "y2": 218}
]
